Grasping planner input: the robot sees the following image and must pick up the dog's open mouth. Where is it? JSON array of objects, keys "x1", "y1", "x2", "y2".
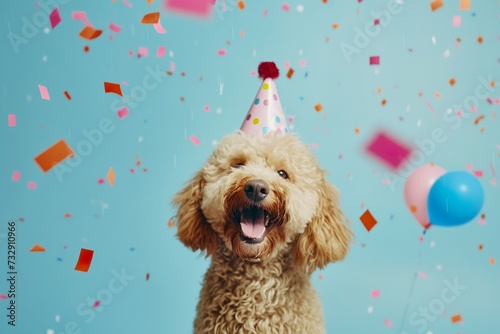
[{"x1": 238, "y1": 206, "x2": 271, "y2": 244}]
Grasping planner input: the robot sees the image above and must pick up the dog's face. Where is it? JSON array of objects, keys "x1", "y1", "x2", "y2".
[{"x1": 173, "y1": 132, "x2": 352, "y2": 273}]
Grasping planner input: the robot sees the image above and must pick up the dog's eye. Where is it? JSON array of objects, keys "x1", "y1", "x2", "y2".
[
  {"x1": 277, "y1": 170, "x2": 288, "y2": 179},
  {"x1": 232, "y1": 163, "x2": 245, "y2": 169}
]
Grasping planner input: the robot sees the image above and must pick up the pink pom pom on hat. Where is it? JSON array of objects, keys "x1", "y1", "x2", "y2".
[{"x1": 240, "y1": 62, "x2": 289, "y2": 136}]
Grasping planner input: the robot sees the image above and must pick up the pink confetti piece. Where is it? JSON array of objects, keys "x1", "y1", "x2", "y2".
[
  {"x1": 156, "y1": 46, "x2": 166, "y2": 57},
  {"x1": 71, "y1": 11, "x2": 93, "y2": 27},
  {"x1": 299, "y1": 59, "x2": 306, "y2": 67},
  {"x1": 8, "y1": 114, "x2": 16, "y2": 127},
  {"x1": 425, "y1": 101, "x2": 437, "y2": 118},
  {"x1": 262, "y1": 9, "x2": 268, "y2": 16},
  {"x1": 204, "y1": 105, "x2": 210, "y2": 112},
  {"x1": 369, "y1": 56, "x2": 380, "y2": 65},
  {"x1": 163, "y1": 0, "x2": 212, "y2": 17},
  {"x1": 381, "y1": 178, "x2": 391, "y2": 185},
  {"x1": 38, "y1": 84, "x2": 50, "y2": 100},
  {"x1": 50, "y1": 8, "x2": 62, "y2": 29},
  {"x1": 452, "y1": 15, "x2": 462, "y2": 27},
  {"x1": 153, "y1": 21, "x2": 167, "y2": 34},
  {"x1": 418, "y1": 271, "x2": 427, "y2": 279},
  {"x1": 138, "y1": 47, "x2": 149, "y2": 57},
  {"x1": 249, "y1": 70, "x2": 257, "y2": 76},
  {"x1": 189, "y1": 135, "x2": 200, "y2": 146},
  {"x1": 478, "y1": 219, "x2": 486, "y2": 225},
  {"x1": 217, "y1": 49, "x2": 227, "y2": 56},
  {"x1": 27, "y1": 181, "x2": 37, "y2": 189},
  {"x1": 93, "y1": 300, "x2": 100, "y2": 308},
  {"x1": 311, "y1": 143, "x2": 319, "y2": 149},
  {"x1": 466, "y1": 163, "x2": 473, "y2": 170},
  {"x1": 374, "y1": 18, "x2": 380, "y2": 25},
  {"x1": 371, "y1": 290, "x2": 380, "y2": 298},
  {"x1": 97, "y1": 178, "x2": 105, "y2": 184},
  {"x1": 470, "y1": 105, "x2": 477, "y2": 112},
  {"x1": 122, "y1": 0, "x2": 133, "y2": 7},
  {"x1": 12, "y1": 171, "x2": 21, "y2": 182},
  {"x1": 0, "y1": 294, "x2": 7, "y2": 300},
  {"x1": 284, "y1": 61, "x2": 291, "y2": 69},
  {"x1": 117, "y1": 107, "x2": 129, "y2": 119},
  {"x1": 281, "y1": 3, "x2": 290, "y2": 11},
  {"x1": 474, "y1": 170, "x2": 483, "y2": 177},
  {"x1": 170, "y1": 61, "x2": 176, "y2": 71},
  {"x1": 109, "y1": 22, "x2": 121, "y2": 33},
  {"x1": 365, "y1": 131, "x2": 412, "y2": 170},
  {"x1": 384, "y1": 319, "x2": 393, "y2": 328},
  {"x1": 418, "y1": 236, "x2": 424, "y2": 242},
  {"x1": 456, "y1": 110, "x2": 463, "y2": 117}
]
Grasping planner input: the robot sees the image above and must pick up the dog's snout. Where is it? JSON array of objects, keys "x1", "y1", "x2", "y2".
[{"x1": 244, "y1": 179, "x2": 269, "y2": 202}]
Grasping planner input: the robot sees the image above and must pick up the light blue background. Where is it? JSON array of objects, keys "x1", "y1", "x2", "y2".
[{"x1": 1, "y1": 0, "x2": 499, "y2": 333}]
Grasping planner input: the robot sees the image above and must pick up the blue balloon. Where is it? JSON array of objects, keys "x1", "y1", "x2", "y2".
[{"x1": 427, "y1": 171, "x2": 484, "y2": 227}]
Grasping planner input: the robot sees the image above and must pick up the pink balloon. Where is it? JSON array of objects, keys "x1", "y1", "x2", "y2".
[{"x1": 404, "y1": 164, "x2": 446, "y2": 228}]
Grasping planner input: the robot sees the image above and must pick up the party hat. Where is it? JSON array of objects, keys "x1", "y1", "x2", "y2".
[{"x1": 240, "y1": 62, "x2": 289, "y2": 136}]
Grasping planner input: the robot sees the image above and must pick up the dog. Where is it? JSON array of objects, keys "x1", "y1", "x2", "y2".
[{"x1": 173, "y1": 130, "x2": 352, "y2": 334}]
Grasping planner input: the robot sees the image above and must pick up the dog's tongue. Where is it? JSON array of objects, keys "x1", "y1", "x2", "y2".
[{"x1": 240, "y1": 208, "x2": 265, "y2": 239}]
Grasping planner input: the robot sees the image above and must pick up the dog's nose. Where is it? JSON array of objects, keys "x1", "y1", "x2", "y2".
[{"x1": 244, "y1": 179, "x2": 269, "y2": 202}]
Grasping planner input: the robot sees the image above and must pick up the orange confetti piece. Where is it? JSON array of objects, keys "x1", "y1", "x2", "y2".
[
  {"x1": 332, "y1": 23, "x2": 339, "y2": 29},
  {"x1": 167, "y1": 219, "x2": 175, "y2": 228},
  {"x1": 449, "y1": 78, "x2": 456, "y2": 86},
  {"x1": 314, "y1": 104, "x2": 323, "y2": 112},
  {"x1": 64, "y1": 90, "x2": 71, "y2": 100},
  {"x1": 64, "y1": 213, "x2": 72, "y2": 218},
  {"x1": 30, "y1": 244, "x2": 46, "y2": 252},
  {"x1": 34, "y1": 139, "x2": 75, "y2": 173},
  {"x1": 410, "y1": 205, "x2": 417, "y2": 213},
  {"x1": 104, "y1": 82, "x2": 123, "y2": 96},
  {"x1": 459, "y1": 0, "x2": 470, "y2": 10},
  {"x1": 477, "y1": 36, "x2": 483, "y2": 44},
  {"x1": 107, "y1": 167, "x2": 115, "y2": 186},
  {"x1": 474, "y1": 115, "x2": 485, "y2": 125},
  {"x1": 360, "y1": 209, "x2": 377, "y2": 232},
  {"x1": 237, "y1": 0, "x2": 245, "y2": 10},
  {"x1": 430, "y1": 0, "x2": 443, "y2": 11},
  {"x1": 478, "y1": 244, "x2": 483, "y2": 251},
  {"x1": 79, "y1": 26, "x2": 102, "y2": 40},
  {"x1": 141, "y1": 12, "x2": 160, "y2": 24},
  {"x1": 74, "y1": 248, "x2": 94, "y2": 272},
  {"x1": 147, "y1": 0, "x2": 154, "y2": 4},
  {"x1": 83, "y1": 45, "x2": 90, "y2": 53},
  {"x1": 381, "y1": 99, "x2": 387, "y2": 106},
  {"x1": 354, "y1": 128, "x2": 360, "y2": 134},
  {"x1": 286, "y1": 68, "x2": 294, "y2": 79},
  {"x1": 490, "y1": 257, "x2": 496, "y2": 265},
  {"x1": 451, "y1": 314, "x2": 462, "y2": 323}
]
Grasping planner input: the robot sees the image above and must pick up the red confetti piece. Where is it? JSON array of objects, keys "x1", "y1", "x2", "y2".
[
  {"x1": 93, "y1": 300, "x2": 100, "y2": 308},
  {"x1": 50, "y1": 8, "x2": 61, "y2": 29},
  {"x1": 365, "y1": 131, "x2": 412, "y2": 170},
  {"x1": 104, "y1": 82, "x2": 123, "y2": 96},
  {"x1": 64, "y1": 91, "x2": 71, "y2": 100},
  {"x1": 74, "y1": 248, "x2": 94, "y2": 272},
  {"x1": 360, "y1": 209, "x2": 377, "y2": 232},
  {"x1": 34, "y1": 139, "x2": 75, "y2": 173},
  {"x1": 146, "y1": 273, "x2": 150, "y2": 281}
]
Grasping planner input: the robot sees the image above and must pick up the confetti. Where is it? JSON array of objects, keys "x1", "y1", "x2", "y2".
[
  {"x1": 71, "y1": 11, "x2": 93, "y2": 27},
  {"x1": 360, "y1": 209, "x2": 377, "y2": 232},
  {"x1": 164, "y1": 0, "x2": 212, "y2": 17},
  {"x1": 138, "y1": 46, "x2": 149, "y2": 57},
  {"x1": 27, "y1": 181, "x2": 37, "y2": 189},
  {"x1": 451, "y1": 314, "x2": 462, "y2": 323},
  {"x1": 123, "y1": 0, "x2": 133, "y2": 7},
  {"x1": 64, "y1": 213, "x2": 72, "y2": 218},
  {"x1": 383, "y1": 319, "x2": 393, "y2": 328},
  {"x1": 38, "y1": 84, "x2": 50, "y2": 100},
  {"x1": 282, "y1": 3, "x2": 290, "y2": 11},
  {"x1": 314, "y1": 104, "x2": 323, "y2": 112},
  {"x1": 237, "y1": 0, "x2": 245, "y2": 10},
  {"x1": 217, "y1": 49, "x2": 227, "y2": 56},
  {"x1": 93, "y1": 300, "x2": 100, "y2": 308},
  {"x1": 64, "y1": 91, "x2": 71, "y2": 100},
  {"x1": 459, "y1": 0, "x2": 470, "y2": 10},
  {"x1": 332, "y1": 23, "x2": 339, "y2": 29},
  {"x1": 286, "y1": 68, "x2": 294, "y2": 79},
  {"x1": 153, "y1": 21, "x2": 167, "y2": 34},
  {"x1": 12, "y1": 171, "x2": 21, "y2": 182},
  {"x1": 107, "y1": 167, "x2": 115, "y2": 186},
  {"x1": 490, "y1": 257, "x2": 495, "y2": 265},
  {"x1": 74, "y1": 248, "x2": 94, "y2": 272},
  {"x1": 156, "y1": 46, "x2": 166, "y2": 57},
  {"x1": 79, "y1": 26, "x2": 102, "y2": 40},
  {"x1": 167, "y1": 219, "x2": 175, "y2": 227},
  {"x1": 365, "y1": 131, "x2": 412, "y2": 170},
  {"x1": 430, "y1": 0, "x2": 443, "y2": 11},
  {"x1": 109, "y1": 22, "x2": 121, "y2": 33},
  {"x1": 0, "y1": 294, "x2": 7, "y2": 300},
  {"x1": 49, "y1": 8, "x2": 61, "y2": 29},
  {"x1": 34, "y1": 139, "x2": 75, "y2": 173},
  {"x1": 449, "y1": 78, "x2": 456, "y2": 86},
  {"x1": 104, "y1": 82, "x2": 123, "y2": 96},
  {"x1": 189, "y1": 135, "x2": 201, "y2": 146},
  {"x1": 452, "y1": 15, "x2": 462, "y2": 27},
  {"x1": 371, "y1": 290, "x2": 380, "y2": 298},
  {"x1": 425, "y1": 101, "x2": 437, "y2": 118},
  {"x1": 8, "y1": 114, "x2": 16, "y2": 127},
  {"x1": 30, "y1": 244, "x2": 46, "y2": 252},
  {"x1": 369, "y1": 56, "x2": 380, "y2": 65},
  {"x1": 141, "y1": 12, "x2": 160, "y2": 24},
  {"x1": 117, "y1": 107, "x2": 129, "y2": 119},
  {"x1": 146, "y1": 273, "x2": 150, "y2": 281},
  {"x1": 418, "y1": 271, "x2": 427, "y2": 279}
]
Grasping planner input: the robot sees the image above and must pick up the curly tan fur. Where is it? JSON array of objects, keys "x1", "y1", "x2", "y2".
[{"x1": 173, "y1": 132, "x2": 352, "y2": 334}]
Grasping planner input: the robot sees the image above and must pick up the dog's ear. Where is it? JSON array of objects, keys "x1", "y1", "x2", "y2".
[
  {"x1": 293, "y1": 177, "x2": 352, "y2": 274},
  {"x1": 172, "y1": 172, "x2": 218, "y2": 256}
]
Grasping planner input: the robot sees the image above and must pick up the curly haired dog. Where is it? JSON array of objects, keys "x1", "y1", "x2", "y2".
[{"x1": 173, "y1": 131, "x2": 352, "y2": 334}]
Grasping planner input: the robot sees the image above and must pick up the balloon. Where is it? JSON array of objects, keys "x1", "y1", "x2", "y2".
[
  {"x1": 427, "y1": 171, "x2": 484, "y2": 227},
  {"x1": 404, "y1": 164, "x2": 446, "y2": 228}
]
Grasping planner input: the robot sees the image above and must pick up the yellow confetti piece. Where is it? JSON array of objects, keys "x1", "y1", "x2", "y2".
[{"x1": 107, "y1": 167, "x2": 115, "y2": 186}]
